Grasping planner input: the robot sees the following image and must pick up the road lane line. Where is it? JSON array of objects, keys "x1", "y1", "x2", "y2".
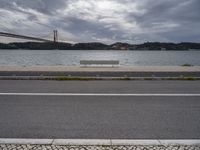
[{"x1": 0, "y1": 93, "x2": 200, "y2": 96}]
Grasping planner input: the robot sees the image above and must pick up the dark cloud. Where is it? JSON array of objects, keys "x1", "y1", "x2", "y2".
[
  {"x1": 0, "y1": 0, "x2": 199, "y2": 43},
  {"x1": 0, "y1": 0, "x2": 67, "y2": 14}
]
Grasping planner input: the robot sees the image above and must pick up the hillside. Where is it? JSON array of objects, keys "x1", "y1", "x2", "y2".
[{"x1": 0, "y1": 42, "x2": 200, "y2": 50}]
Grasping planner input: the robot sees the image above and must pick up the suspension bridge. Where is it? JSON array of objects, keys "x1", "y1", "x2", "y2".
[{"x1": 0, "y1": 30, "x2": 59, "y2": 43}]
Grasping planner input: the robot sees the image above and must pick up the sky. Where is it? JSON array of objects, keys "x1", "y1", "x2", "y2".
[{"x1": 0, "y1": 0, "x2": 200, "y2": 44}]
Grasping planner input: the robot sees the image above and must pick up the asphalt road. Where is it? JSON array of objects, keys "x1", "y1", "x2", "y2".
[{"x1": 0, "y1": 80, "x2": 200, "y2": 139}]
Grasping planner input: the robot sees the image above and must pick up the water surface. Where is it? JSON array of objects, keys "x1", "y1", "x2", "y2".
[{"x1": 0, "y1": 50, "x2": 199, "y2": 66}]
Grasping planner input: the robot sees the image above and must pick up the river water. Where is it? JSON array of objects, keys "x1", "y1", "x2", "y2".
[{"x1": 0, "y1": 50, "x2": 200, "y2": 66}]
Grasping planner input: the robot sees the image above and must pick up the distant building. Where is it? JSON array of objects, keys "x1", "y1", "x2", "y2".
[
  {"x1": 120, "y1": 46, "x2": 129, "y2": 50},
  {"x1": 111, "y1": 43, "x2": 129, "y2": 50}
]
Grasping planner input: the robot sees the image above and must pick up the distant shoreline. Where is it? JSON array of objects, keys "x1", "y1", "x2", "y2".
[{"x1": 0, "y1": 42, "x2": 200, "y2": 50}]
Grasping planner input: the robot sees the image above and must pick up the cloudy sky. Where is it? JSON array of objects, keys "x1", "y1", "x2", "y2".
[{"x1": 0, "y1": 0, "x2": 200, "y2": 44}]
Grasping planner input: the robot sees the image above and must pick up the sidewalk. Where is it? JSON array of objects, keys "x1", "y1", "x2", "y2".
[
  {"x1": 0, "y1": 66, "x2": 200, "y2": 72},
  {"x1": 0, "y1": 139, "x2": 200, "y2": 150},
  {"x1": 0, "y1": 66, "x2": 200, "y2": 79}
]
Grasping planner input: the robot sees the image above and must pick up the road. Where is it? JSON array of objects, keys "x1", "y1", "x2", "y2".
[{"x1": 0, "y1": 80, "x2": 200, "y2": 139}]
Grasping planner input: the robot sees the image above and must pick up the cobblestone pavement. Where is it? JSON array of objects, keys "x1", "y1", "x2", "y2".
[{"x1": 0, "y1": 145, "x2": 200, "y2": 150}]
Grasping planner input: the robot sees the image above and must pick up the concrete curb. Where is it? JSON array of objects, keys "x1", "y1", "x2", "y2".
[
  {"x1": 0, "y1": 76, "x2": 199, "y2": 80},
  {"x1": 0, "y1": 139, "x2": 53, "y2": 145},
  {"x1": 53, "y1": 139, "x2": 111, "y2": 146},
  {"x1": 0, "y1": 139, "x2": 200, "y2": 146}
]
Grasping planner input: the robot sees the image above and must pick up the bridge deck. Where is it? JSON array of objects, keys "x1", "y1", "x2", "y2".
[{"x1": 0, "y1": 32, "x2": 52, "y2": 42}]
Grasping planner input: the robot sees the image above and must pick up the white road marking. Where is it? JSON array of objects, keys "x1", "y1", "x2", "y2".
[
  {"x1": 0, "y1": 139, "x2": 200, "y2": 146},
  {"x1": 0, "y1": 93, "x2": 200, "y2": 96}
]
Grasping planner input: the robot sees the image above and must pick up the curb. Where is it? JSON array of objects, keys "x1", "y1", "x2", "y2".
[
  {"x1": 0, "y1": 139, "x2": 53, "y2": 145},
  {"x1": 0, "y1": 76, "x2": 199, "y2": 80},
  {"x1": 0, "y1": 139, "x2": 200, "y2": 146}
]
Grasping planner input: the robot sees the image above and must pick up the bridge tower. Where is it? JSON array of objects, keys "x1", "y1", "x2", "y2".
[{"x1": 53, "y1": 30, "x2": 58, "y2": 43}]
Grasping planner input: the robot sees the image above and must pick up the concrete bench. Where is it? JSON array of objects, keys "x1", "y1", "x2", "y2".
[{"x1": 80, "y1": 60, "x2": 119, "y2": 67}]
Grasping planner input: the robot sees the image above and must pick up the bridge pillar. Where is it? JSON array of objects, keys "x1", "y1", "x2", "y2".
[{"x1": 53, "y1": 30, "x2": 58, "y2": 43}]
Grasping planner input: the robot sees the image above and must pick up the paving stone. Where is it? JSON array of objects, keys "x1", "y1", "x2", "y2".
[{"x1": 0, "y1": 145, "x2": 200, "y2": 150}]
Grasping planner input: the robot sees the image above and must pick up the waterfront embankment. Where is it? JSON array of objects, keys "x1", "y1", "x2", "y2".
[{"x1": 0, "y1": 66, "x2": 200, "y2": 80}]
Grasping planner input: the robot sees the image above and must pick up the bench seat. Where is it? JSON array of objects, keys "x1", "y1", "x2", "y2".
[{"x1": 80, "y1": 60, "x2": 119, "y2": 67}]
